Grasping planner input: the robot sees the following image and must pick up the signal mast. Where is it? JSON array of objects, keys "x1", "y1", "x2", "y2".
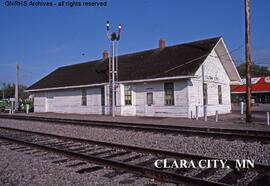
[{"x1": 106, "y1": 21, "x2": 122, "y2": 117}]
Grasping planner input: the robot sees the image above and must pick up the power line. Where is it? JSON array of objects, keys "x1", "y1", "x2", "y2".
[
  {"x1": 149, "y1": 43, "x2": 245, "y2": 78},
  {"x1": 256, "y1": 61, "x2": 270, "y2": 65},
  {"x1": 217, "y1": 43, "x2": 245, "y2": 58},
  {"x1": 0, "y1": 64, "x2": 15, "y2": 67},
  {"x1": 164, "y1": 54, "x2": 209, "y2": 74}
]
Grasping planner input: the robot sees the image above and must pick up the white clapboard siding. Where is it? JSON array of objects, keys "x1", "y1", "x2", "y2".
[
  {"x1": 32, "y1": 46, "x2": 234, "y2": 118},
  {"x1": 119, "y1": 80, "x2": 189, "y2": 117},
  {"x1": 188, "y1": 49, "x2": 231, "y2": 117},
  {"x1": 33, "y1": 87, "x2": 104, "y2": 114},
  {"x1": 118, "y1": 84, "x2": 136, "y2": 116},
  {"x1": 33, "y1": 92, "x2": 46, "y2": 112}
]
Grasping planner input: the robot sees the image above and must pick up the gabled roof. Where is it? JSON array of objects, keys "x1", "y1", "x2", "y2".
[
  {"x1": 214, "y1": 38, "x2": 242, "y2": 84},
  {"x1": 27, "y1": 37, "x2": 221, "y2": 91}
]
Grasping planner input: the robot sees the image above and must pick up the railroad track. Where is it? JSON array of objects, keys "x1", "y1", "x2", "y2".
[
  {"x1": 0, "y1": 114, "x2": 270, "y2": 143},
  {"x1": 0, "y1": 126, "x2": 269, "y2": 186}
]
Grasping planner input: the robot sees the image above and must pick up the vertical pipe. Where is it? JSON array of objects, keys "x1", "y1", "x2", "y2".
[
  {"x1": 202, "y1": 65, "x2": 207, "y2": 121},
  {"x1": 116, "y1": 42, "x2": 118, "y2": 82},
  {"x1": 190, "y1": 110, "x2": 193, "y2": 119},
  {"x1": 26, "y1": 104, "x2": 29, "y2": 114},
  {"x1": 115, "y1": 42, "x2": 118, "y2": 111},
  {"x1": 204, "y1": 105, "x2": 207, "y2": 121},
  {"x1": 112, "y1": 40, "x2": 115, "y2": 117},
  {"x1": 108, "y1": 43, "x2": 112, "y2": 116},
  {"x1": 11, "y1": 101, "x2": 14, "y2": 114},
  {"x1": 240, "y1": 101, "x2": 244, "y2": 120},
  {"x1": 240, "y1": 102, "x2": 244, "y2": 115},
  {"x1": 215, "y1": 110, "x2": 218, "y2": 122},
  {"x1": 15, "y1": 63, "x2": 19, "y2": 111},
  {"x1": 267, "y1": 112, "x2": 269, "y2": 126},
  {"x1": 196, "y1": 106, "x2": 199, "y2": 120}
]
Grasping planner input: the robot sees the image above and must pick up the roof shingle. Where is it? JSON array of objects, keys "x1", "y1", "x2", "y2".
[{"x1": 27, "y1": 37, "x2": 220, "y2": 90}]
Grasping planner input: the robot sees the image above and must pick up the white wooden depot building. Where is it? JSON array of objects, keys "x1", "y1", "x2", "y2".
[{"x1": 26, "y1": 37, "x2": 241, "y2": 118}]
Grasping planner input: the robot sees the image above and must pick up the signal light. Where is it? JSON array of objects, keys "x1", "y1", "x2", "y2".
[
  {"x1": 106, "y1": 21, "x2": 122, "y2": 41},
  {"x1": 106, "y1": 21, "x2": 110, "y2": 31},
  {"x1": 117, "y1": 24, "x2": 122, "y2": 41}
]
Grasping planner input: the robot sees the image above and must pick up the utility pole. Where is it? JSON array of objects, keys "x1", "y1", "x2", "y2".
[
  {"x1": 15, "y1": 63, "x2": 19, "y2": 111},
  {"x1": 245, "y1": 0, "x2": 252, "y2": 122},
  {"x1": 1, "y1": 83, "x2": 5, "y2": 99}
]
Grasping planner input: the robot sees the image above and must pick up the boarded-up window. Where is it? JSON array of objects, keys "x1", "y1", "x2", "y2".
[
  {"x1": 124, "y1": 85, "x2": 132, "y2": 105},
  {"x1": 82, "y1": 89, "x2": 87, "y2": 106},
  {"x1": 164, "y1": 82, "x2": 174, "y2": 105},
  {"x1": 203, "y1": 83, "x2": 208, "y2": 105},
  {"x1": 218, "y1": 85, "x2": 222, "y2": 104},
  {"x1": 147, "y1": 92, "x2": 153, "y2": 105}
]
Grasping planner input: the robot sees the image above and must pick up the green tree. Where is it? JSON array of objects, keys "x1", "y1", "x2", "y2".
[
  {"x1": 0, "y1": 83, "x2": 29, "y2": 100},
  {"x1": 237, "y1": 63, "x2": 270, "y2": 78}
]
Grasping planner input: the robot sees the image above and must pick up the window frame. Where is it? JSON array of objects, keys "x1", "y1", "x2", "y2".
[
  {"x1": 81, "y1": 89, "x2": 87, "y2": 106},
  {"x1": 164, "y1": 82, "x2": 175, "y2": 106},
  {"x1": 124, "y1": 85, "x2": 132, "y2": 106},
  {"x1": 218, "y1": 85, "x2": 222, "y2": 104},
  {"x1": 146, "y1": 92, "x2": 153, "y2": 106}
]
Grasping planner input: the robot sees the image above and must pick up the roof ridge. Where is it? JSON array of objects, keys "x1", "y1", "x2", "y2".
[
  {"x1": 27, "y1": 36, "x2": 221, "y2": 90},
  {"x1": 60, "y1": 36, "x2": 221, "y2": 69}
]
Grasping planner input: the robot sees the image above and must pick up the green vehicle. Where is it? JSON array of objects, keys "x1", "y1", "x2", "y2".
[{"x1": 0, "y1": 99, "x2": 11, "y2": 112}]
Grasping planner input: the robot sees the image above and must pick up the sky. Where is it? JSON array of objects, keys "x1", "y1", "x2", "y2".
[{"x1": 0, "y1": 0, "x2": 270, "y2": 86}]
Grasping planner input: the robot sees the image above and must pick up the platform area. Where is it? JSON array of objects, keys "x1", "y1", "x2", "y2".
[{"x1": 1, "y1": 111, "x2": 270, "y2": 132}]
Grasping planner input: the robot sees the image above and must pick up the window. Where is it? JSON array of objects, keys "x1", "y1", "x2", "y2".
[
  {"x1": 124, "y1": 85, "x2": 132, "y2": 105},
  {"x1": 218, "y1": 85, "x2": 222, "y2": 104},
  {"x1": 101, "y1": 87, "x2": 105, "y2": 106},
  {"x1": 164, "y1": 82, "x2": 174, "y2": 105},
  {"x1": 203, "y1": 83, "x2": 208, "y2": 105},
  {"x1": 147, "y1": 92, "x2": 153, "y2": 105},
  {"x1": 81, "y1": 89, "x2": 87, "y2": 106}
]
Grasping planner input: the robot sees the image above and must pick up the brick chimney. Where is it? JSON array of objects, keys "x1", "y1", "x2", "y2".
[
  {"x1": 159, "y1": 38, "x2": 165, "y2": 49},
  {"x1": 102, "y1": 50, "x2": 109, "y2": 59}
]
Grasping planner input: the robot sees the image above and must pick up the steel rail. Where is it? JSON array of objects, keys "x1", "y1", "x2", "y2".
[
  {"x1": 0, "y1": 126, "x2": 269, "y2": 173},
  {"x1": 0, "y1": 127, "x2": 231, "y2": 186},
  {"x1": 0, "y1": 114, "x2": 270, "y2": 142}
]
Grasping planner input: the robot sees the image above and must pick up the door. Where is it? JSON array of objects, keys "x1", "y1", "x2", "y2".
[
  {"x1": 45, "y1": 92, "x2": 53, "y2": 112},
  {"x1": 145, "y1": 92, "x2": 154, "y2": 116}
]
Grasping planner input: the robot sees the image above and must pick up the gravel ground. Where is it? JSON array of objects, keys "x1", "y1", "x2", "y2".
[
  {"x1": 0, "y1": 141, "x2": 174, "y2": 186},
  {"x1": 0, "y1": 119, "x2": 269, "y2": 166}
]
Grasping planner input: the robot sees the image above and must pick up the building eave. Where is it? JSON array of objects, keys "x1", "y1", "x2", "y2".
[
  {"x1": 25, "y1": 75, "x2": 196, "y2": 92},
  {"x1": 215, "y1": 38, "x2": 242, "y2": 84},
  {"x1": 231, "y1": 91, "x2": 270, "y2": 94},
  {"x1": 119, "y1": 75, "x2": 196, "y2": 84}
]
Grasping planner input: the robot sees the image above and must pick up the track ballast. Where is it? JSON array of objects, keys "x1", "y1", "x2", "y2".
[
  {"x1": 0, "y1": 126, "x2": 269, "y2": 186},
  {"x1": 0, "y1": 114, "x2": 269, "y2": 143}
]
